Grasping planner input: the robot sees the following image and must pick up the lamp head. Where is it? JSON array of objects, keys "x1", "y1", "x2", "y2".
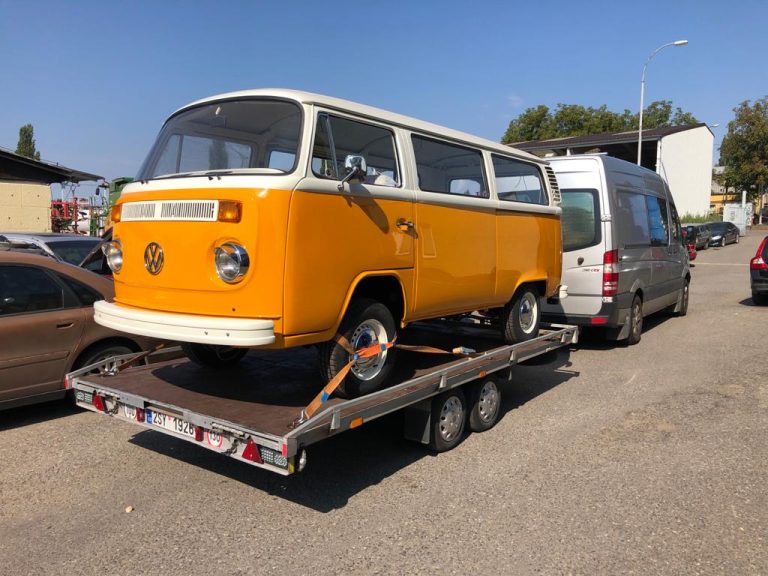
[{"x1": 673, "y1": 40, "x2": 689, "y2": 46}]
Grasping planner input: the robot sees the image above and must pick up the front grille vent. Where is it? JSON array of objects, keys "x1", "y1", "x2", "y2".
[{"x1": 121, "y1": 200, "x2": 219, "y2": 222}]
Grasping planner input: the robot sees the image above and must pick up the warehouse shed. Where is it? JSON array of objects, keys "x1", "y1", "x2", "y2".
[
  {"x1": 512, "y1": 124, "x2": 714, "y2": 218},
  {"x1": 0, "y1": 147, "x2": 102, "y2": 232}
]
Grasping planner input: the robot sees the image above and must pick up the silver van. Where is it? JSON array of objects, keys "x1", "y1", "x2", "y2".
[{"x1": 542, "y1": 155, "x2": 689, "y2": 344}]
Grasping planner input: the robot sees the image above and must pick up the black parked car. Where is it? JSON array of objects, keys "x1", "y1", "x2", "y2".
[
  {"x1": 707, "y1": 221, "x2": 740, "y2": 247},
  {"x1": 750, "y1": 235, "x2": 768, "y2": 305},
  {"x1": 682, "y1": 223, "x2": 712, "y2": 250}
]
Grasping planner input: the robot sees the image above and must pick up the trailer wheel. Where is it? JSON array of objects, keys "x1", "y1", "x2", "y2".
[
  {"x1": 428, "y1": 389, "x2": 466, "y2": 452},
  {"x1": 468, "y1": 379, "x2": 502, "y2": 432},
  {"x1": 500, "y1": 285, "x2": 541, "y2": 344},
  {"x1": 319, "y1": 298, "x2": 397, "y2": 399},
  {"x1": 182, "y1": 343, "x2": 248, "y2": 368}
]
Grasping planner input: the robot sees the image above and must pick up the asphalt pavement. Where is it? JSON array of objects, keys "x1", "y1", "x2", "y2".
[{"x1": 1, "y1": 231, "x2": 766, "y2": 576}]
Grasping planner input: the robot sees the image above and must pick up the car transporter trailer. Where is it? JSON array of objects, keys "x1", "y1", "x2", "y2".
[{"x1": 67, "y1": 322, "x2": 578, "y2": 476}]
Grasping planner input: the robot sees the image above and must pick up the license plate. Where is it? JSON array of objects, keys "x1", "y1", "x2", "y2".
[{"x1": 146, "y1": 409, "x2": 196, "y2": 438}]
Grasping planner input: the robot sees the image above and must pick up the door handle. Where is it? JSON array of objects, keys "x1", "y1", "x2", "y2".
[
  {"x1": 396, "y1": 218, "x2": 414, "y2": 232},
  {"x1": 56, "y1": 322, "x2": 74, "y2": 329}
]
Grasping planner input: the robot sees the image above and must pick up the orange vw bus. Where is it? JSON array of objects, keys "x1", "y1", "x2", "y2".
[{"x1": 95, "y1": 90, "x2": 562, "y2": 397}]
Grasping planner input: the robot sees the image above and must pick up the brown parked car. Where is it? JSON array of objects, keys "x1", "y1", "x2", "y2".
[{"x1": 0, "y1": 249, "x2": 157, "y2": 410}]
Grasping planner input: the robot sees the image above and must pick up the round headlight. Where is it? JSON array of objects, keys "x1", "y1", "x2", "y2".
[
  {"x1": 214, "y1": 243, "x2": 249, "y2": 283},
  {"x1": 102, "y1": 240, "x2": 123, "y2": 273}
]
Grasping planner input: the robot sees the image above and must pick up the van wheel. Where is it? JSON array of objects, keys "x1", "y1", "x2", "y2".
[
  {"x1": 319, "y1": 298, "x2": 397, "y2": 399},
  {"x1": 182, "y1": 343, "x2": 248, "y2": 368},
  {"x1": 675, "y1": 279, "x2": 690, "y2": 317},
  {"x1": 468, "y1": 379, "x2": 502, "y2": 432},
  {"x1": 429, "y1": 389, "x2": 466, "y2": 452},
  {"x1": 501, "y1": 286, "x2": 541, "y2": 344},
  {"x1": 626, "y1": 295, "x2": 643, "y2": 345}
]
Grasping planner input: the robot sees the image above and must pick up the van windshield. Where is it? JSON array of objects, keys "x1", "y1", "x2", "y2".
[{"x1": 136, "y1": 99, "x2": 302, "y2": 180}]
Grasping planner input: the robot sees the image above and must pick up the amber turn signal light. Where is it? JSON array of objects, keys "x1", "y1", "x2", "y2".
[
  {"x1": 110, "y1": 204, "x2": 122, "y2": 223},
  {"x1": 218, "y1": 201, "x2": 242, "y2": 223}
]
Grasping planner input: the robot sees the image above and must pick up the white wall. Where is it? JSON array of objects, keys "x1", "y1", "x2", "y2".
[{"x1": 656, "y1": 126, "x2": 714, "y2": 217}]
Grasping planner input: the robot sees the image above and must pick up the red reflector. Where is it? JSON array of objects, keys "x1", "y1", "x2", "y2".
[
  {"x1": 242, "y1": 439, "x2": 263, "y2": 463},
  {"x1": 64, "y1": 375, "x2": 70, "y2": 390},
  {"x1": 194, "y1": 426, "x2": 204, "y2": 442},
  {"x1": 281, "y1": 443, "x2": 288, "y2": 458},
  {"x1": 591, "y1": 317, "x2": 609, "y2": 325},
  {"x1": 92, "y1": 394, "x2": 106, "y2": 412},
  {"x1": 135, "y1": 408, "x2": 145, "y2": 423}
]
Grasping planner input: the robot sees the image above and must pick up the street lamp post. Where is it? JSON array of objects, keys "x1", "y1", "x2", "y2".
[{"x1": 637, "y1": 39, "x2": 689, "y2": 166}]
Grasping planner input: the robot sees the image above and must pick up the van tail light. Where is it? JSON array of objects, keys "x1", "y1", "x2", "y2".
[
  {"x1": 751, "y1": 238, "x2": 768, "y2": 270},
  {"x1": 602, "y1": 249, "x2": 619, "y2": 297}
]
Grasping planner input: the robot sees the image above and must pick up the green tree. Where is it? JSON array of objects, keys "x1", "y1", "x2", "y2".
[
  {"x1": 16, "y1": 124, "x2": 41, "y2": 160},
  {"x1": 501, "y1": 100, "x2": 698, "y2": 144},
  {"x1": 718, "y1": 97, "x2": 768, "y2": 204}
]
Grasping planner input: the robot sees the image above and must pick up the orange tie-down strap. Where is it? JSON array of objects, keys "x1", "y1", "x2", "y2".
[{"x1": 295, "y1": 336, "x2": 476, "y2": 425}]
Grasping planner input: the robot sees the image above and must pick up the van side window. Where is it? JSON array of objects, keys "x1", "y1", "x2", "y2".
[
  {"x1": 492, "y1": 155, "x2": 547, "y2": 205},
  {"x1": 412, "y1": 136, "x2": 488, "y2": 198},
  {"x1": 311, "y1": 114, "x2": 400, "y2": 187},
  {"x1": 616, "y1": 191, "x2": 651, "y2": 247},
  {"x1": 669, "y1": 202, "x2": 682, "y2": 245},
  {"x1": 646, "y1": 196, "x2": 669, "y2": 246},
  {"x1": 560, "y1": 189, "x2": 600, "y2": 251}
]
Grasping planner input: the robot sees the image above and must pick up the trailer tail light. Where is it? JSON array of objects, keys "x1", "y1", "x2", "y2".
[
  {"x1": 751, "y1": 238, "x2": 768, "y2": 270},
  {"x1": 92, "y1": 394, "x2": 106, "y2": 412},
  {"x1": 603, "y1": 249, "x2": 619, "y2": 297},
  {"x1": 194, "y1": 427, "x2": 204, "y2": 442},
  {"x1": 590, "y1": 317, "x2": 608, "y2": 325},
  {"x1": 135, "y1": 408, "x2": 145, "y2": 423},
  {"x1": 242, "y1": 438, "x2": 263, "y2": 464}
]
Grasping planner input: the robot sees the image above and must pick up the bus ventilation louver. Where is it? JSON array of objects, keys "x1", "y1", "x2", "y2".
[
  {"x1": 544, "y1": 166, "x2": 561, "y2": 205},
  {"x1": 121, "y1": 201, "x2": 218, "y2": 222}
]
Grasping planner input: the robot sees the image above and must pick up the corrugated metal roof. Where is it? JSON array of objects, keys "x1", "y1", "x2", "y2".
[{"x1": 0, "y1": 147, "x2": 102, "y2": 183}]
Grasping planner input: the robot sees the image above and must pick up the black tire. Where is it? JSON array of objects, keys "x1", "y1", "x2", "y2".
[
  {"x1": 318, "y1": 298, "x2": 397, "y2": 399},
  {"x1": 468, "y1": 379, "x2": 502, "y2": 432},
  {"x1": 626, "y1": 294, "x2": 643, "y2": 345},
  {"x1": 674, "y1": 279, "x2": 690, "y2": 317},
  {"x1": 735, "y1": 234, "x2": 740, "y2": 244},
  {"x1": 721, "y1": 237, "x2": 726, "y2": 247},
  {"x1": 74, "y1": 343, "x2": 134, "y2": 373},
  {"x1": 500, "y1": 286, "x2": 541, "y2": 344},
  {"x1": 182, "y1": 343, "x2": 248, "y2": 368},
  {"x1": 428, "y1": 389, "x2": 466, "y2": 452},
  {"x1": 753, "y1": 292, "x2": 768, "y2": 306}
]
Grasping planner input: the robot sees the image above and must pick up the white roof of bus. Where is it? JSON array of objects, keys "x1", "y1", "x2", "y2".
[{"x1": 176, "y1": 89, "x2": 543, "y2": 164}]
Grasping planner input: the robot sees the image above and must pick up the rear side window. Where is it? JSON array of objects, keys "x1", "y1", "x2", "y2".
[
  {"x1": 58, "y1": 274, "x2": 103, "y2": 306},
  {"x1": 560, "y1": 189, "x2": 600, "y2": 252},
  {"x1": 646, "y1": 196, "x2": 669, "y2": 246},
  {"x1": 312, "y1": 114, "x2": 400, "y2": 187},
  {"x1": 616, "y1": 191, "x2": 650, "y2": 247},
  {"x1": 0, "y1": 265, "x2": 63, "y2": 315},
  {"x1": 412, "y1": 136, "x2": 488, "y2": 198},
  {"x1": 492, "y1": 155, "x2": 547, "y2": 205}
]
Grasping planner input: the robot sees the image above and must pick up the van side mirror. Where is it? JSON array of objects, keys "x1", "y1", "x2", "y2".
[{"x1": 337, "y1": 155, "x2": 367, "y2": 191}]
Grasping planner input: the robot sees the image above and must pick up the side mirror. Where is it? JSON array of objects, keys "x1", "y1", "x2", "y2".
[{"x1": 337, "y1": 155, "x2": 367, "y2": 191}]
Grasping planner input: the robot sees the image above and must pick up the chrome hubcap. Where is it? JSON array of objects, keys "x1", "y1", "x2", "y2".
[
  {"x1": 519, "y1": 293, "x2": 538, "y2": 334},
  {"x1": 350, "y1": 319, "x2": 388, "y2": 381},
  {"x1": 477, "y1": 381, "x2": 500, "y2": 422},
  {"x1": 439, "y1": 396, "x2": 464, "y2": 441}
]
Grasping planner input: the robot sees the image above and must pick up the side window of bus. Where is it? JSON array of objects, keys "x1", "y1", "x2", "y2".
[
  {"x1": 412, "y1": 136, "x2": 488, "y2": 198},
  {"x1": 616, "y1": 190, "x2": 651, "y2": 247},
  {"x1": 311, "y1": 114, "x2": 400, "y2": 187},
  {"x1": 492, "y1": 155, "x2": 548, "y2": 205},
  {"x1": 646, "y1": 196, "x2": 669, "y2": 246}
]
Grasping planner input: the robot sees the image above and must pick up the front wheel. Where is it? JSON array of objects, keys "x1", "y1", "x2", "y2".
[
  {"x1": 626, "y1": 295, "x2": 643, "y2": 345},
  {"x1": 735, "y1": 234, "x2": 740, "y2": 244},
  {"x1": 318, "y1": 298, "x2": 397, "y2": 399},
  {"x1": 500, "y1": 286, "x2": 541, "y2": 344},
  {"x1": 182, "y1": 343, "x2": 248, "y2": 368},
  {"x1": 721, "y1": 237, "x2": 726, "y2": 247}
]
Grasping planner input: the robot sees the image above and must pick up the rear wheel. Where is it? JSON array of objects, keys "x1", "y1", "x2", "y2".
[
  {"x1": 468, "y1": 379, "x2": 502, "y2": 432},
  {"x1": 626, "y1": 295, "x2": 643, "y2": 345},
  {"x1": 318, "y1": 298, "x2": 397, "y2": 399},
  {"x1": 75, "y1": 343, "x2": 134, "y2": 373},
  {"x1": 500, "y1": 286, "x2": 541, "y2": 344},
  {"x1": 429, "y1": 389, "x2": 466, "y2": 452},
  {"x1": 753, "y1": 292, "x2": 768, "y2": 306},
  {"x1": 673, "y1": 279, "x2": 689, "y2": 317},
  {"x1": 182, "y1": 344, "x2": 248, "y2": 368}
]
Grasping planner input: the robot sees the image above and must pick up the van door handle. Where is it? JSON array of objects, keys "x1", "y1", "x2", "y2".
[
  {"x1": 56, "y1": 322, "x2": 74, "y2": 329},
  {"x1": 396, "y1": 218, "x2": 414, "y2": 232}
]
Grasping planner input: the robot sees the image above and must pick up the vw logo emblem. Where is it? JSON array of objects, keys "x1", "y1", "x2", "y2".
[{"x1": 144, "y1": 242, "x2": 164, "y2": 275}]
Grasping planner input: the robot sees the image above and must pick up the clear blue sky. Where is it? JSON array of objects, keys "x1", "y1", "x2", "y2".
[{"x1": 1, "y1": 0, "x2": 766, "y2": 197}]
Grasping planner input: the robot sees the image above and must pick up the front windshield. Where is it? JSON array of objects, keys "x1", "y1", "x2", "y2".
[
  {"x1": 136, "y1": 99, "x2": 302, "y2": 180},
  {"x1": 46, "y1": 239, "x2": 101, "y2": 265}
]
